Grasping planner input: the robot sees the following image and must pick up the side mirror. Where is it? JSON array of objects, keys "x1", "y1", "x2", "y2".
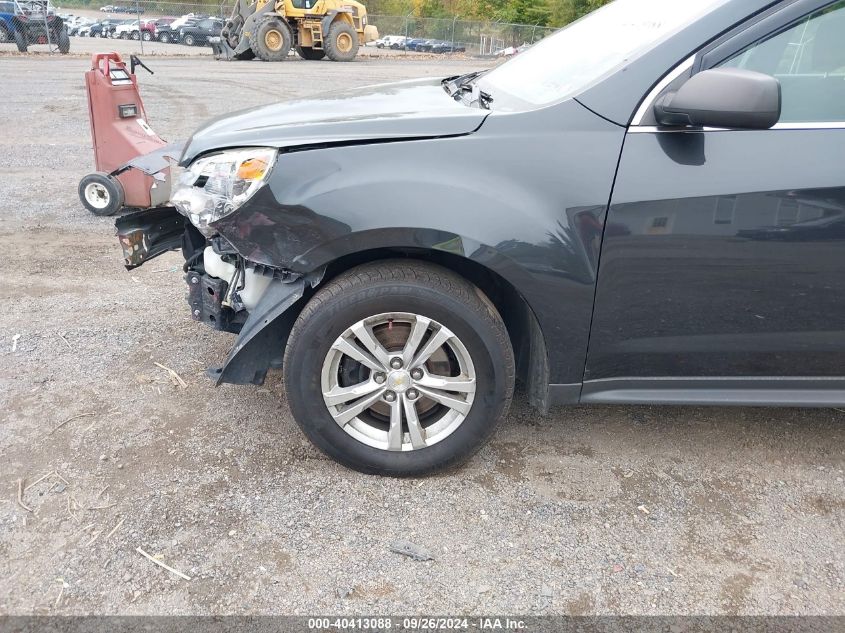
[{"x1": 653, "y1": 68, "x2": 781, "y2": 130}]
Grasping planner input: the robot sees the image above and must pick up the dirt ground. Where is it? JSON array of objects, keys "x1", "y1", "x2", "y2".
[{"x1": 0, "y1": 53, "x2": 843, "y2": 617}]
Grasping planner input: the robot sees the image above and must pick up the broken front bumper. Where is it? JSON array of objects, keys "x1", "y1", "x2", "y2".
[
  {"x1": 115, "y1": 206, "x2": 185, "y2": 270},
  {"x1": 115, "y1": 207, "x2": 308, "y2": 386}
]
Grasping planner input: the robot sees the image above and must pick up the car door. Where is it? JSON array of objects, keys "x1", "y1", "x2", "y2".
[{"x1": 584, "y1": 0, "x2": 845, "y2": 403}]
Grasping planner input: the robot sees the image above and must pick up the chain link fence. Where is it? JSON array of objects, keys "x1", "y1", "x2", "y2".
[
  {"x1": 54, "y1": 0, "x2": 556, "y2": 56},
  {"x1": 367, "y1": 14, "x2": 555, "y2": 55},
  {"x1": 369, "y1": 15, "x2": 555, "y2": 55}
]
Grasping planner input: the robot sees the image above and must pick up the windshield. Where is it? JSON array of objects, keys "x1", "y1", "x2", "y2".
[{"x1": 478, "y1": 0, "x2": 727, "y2": 110}]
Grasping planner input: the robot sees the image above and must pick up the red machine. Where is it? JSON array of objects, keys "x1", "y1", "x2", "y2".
[{"x1": 79, "y1": 52, "x2": 177, "y2": 216}]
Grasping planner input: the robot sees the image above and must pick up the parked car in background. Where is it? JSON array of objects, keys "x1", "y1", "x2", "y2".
[
  {"x1": 86, "y1": 18, "x2": 118, "y2": 37},
  {"x1": 416, "y1": 39, "x2": 440, "y2": 52},
  {"x1": 403, "y1": 37, "x2": 426, "y2": 51},
  {"x1": 375, "y1": 34, "x2": 405, "y2": 49},
  {"x1": 147, "y1": 15, "x2": 175, "y2": 41},
  {"x1": 76, "y1": 20, "x2": 95, "y2": 36},
  {"x1": 155, "y1": 21, "x2": 177, "y2": 42},
  {"x1": 104, "y1": 17, "x2": 133, "y2": 37},
  {"x1": 0, "y1": 0, "x2": 16, "y2": 41},
  {"x1": 112, "y1": 17, "x2": 152, "y2": 40},
  {"x1": 66, "y1": 15, "x2": 92, "y2": 35},
  {"x1": 178, "y1": 16, "x2": 221, "y2": 46},
  {"x1": 99, "y1": 4, "x2": 114, "y2": 11},
  {"x1": 494, "y1": 43, "x2": 530, "y2": 57},
  {"x1": 432, "y1": 40, "x2": 465, "y2": 53},
  {"x1": 0, "y1": 0, "x2": 69, "y2": 51},
  {"x1": 169, "y1": 12, "x2": 205, "y2": 31}
]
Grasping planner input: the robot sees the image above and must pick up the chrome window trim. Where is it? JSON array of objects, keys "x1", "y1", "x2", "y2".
[
  {"x1": 630, "y1": 55, "x2": 696, "y2": 126},
  {"x1": 630, "y1": 121, "x2": 845, "y2": 133}
]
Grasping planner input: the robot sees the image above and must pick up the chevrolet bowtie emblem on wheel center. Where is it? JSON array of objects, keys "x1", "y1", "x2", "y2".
[{"x1": 388, "y1": 370, "x2": 411, "y2": 393}]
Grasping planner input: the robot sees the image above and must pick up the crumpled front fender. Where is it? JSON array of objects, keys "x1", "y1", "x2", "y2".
[{"x1": 208, "y1": 277, "x2": 306, "y2": 386}]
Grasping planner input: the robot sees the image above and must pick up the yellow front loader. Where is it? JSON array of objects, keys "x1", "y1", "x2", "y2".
[{"x1": 214, "y1": 0, "x2": 378, "y2": 61}]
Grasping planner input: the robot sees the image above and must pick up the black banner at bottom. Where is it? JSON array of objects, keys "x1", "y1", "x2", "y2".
[{"x1": 1, "y1": 616, "x2": 843, "y2": 633}]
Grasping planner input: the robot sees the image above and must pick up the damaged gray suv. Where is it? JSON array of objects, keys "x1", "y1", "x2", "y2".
[{"x1": 118, "y1": 0, "x2": 845, "y2": 475}]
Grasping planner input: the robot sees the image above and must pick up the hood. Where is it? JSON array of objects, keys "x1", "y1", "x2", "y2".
[{"x1": 180, "y1": 77, "x2": 488, "y2": 164}]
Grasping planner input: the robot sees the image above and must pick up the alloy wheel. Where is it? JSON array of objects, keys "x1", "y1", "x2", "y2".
[{"x1": 321, "y1": 312, "x2": 476, "y2": 452}]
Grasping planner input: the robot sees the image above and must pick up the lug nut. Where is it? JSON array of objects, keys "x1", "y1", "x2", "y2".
[
  {"x1": 390, "y1": 358, "x2": 403, "y2": 369},
  {"x1": 410, "y1": 368, "x2": 423, "y2": 380},
  {"x1": 191, "y1": 277, "x2": 199, "y2": 284},
  {"x1": 384, "y1": 391, "x2": 396, "y2": 403},
  {"x1": 407, "y1": 388, "x2": 419, "y2": 400},
  {"x1": 193, "y1": 309, "x2": 201, "y2": 317},
  {"x1": 374, "y1": 373, "x2": 386, "y2": 384}
]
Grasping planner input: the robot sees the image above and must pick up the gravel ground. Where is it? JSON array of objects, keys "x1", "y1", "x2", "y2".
[{"x1": 0, "y1": 54, "x2": 844, "y2": 617}]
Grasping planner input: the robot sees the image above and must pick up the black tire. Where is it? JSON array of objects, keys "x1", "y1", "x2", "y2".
[
  {"x1": 295, "y1": 44, "x2": 325, "y2": 60},
  {"x1": 78, "y1": 172, "x2": 124, "y2": 216},
  {"x1": 14, "y1": 29, "x2": 27, "y2": 52},
  {"x1": 129, "y1": 30, "x2": 138, "y2": 40},
  {"x1": 233, "y1": 48, "x2": 256, "y2": 60},
  {"x1": 158, "y1": 32, "x2": 170, "y2": 43},
  {"x1": 324, "y1": 20, "x2": 358, "y2": 61},
  {"x1": 183, "y1": 33, "x2": 195, "y2": 46},
  {"x1": 58, "y1": 29, "x2": 70, "y2": 53},
  {"x1": 0, "y1": 26, "x2": 10, "y2": 43},
  {"x1": 249, "y1": 17, "x2": 291, "y2": 61},
  {"x1": 283, "y1": 260, "x2": 515, "y2": 476},
  {"x1": 142, "y1": 30, "x2": 151, "y2": 41}
]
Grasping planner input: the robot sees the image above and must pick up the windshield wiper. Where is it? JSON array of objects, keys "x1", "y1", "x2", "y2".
[
  {"x1": 442, "y1": 70, "x2": 487, "y2": 98},
  {"x1": 473, "y1": 86, "x2": 494, "y2": 110},
  {"x1": 442, "y1": 71, "x2": 494, "y2": 109}
]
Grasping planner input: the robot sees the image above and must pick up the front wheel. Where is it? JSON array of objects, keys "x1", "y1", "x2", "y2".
[
  {"x1": 182, "y1": 34, "x2": 194, "y2": 46},
  {"x1": 142, "y1": 30, "x2": 151, "y2": 41},
  {"x1": 324, "y1": 21, "x2": 358, "y2": 62},
  {"x1": 283, "y1": 261, "x2": 515, "y2": 476},
  {"x1": 250, "y1": 17, "x2": 291, "y2": 61},
  {"x1": 158, "y1": 32, "x2": 170, "y2": 43}
]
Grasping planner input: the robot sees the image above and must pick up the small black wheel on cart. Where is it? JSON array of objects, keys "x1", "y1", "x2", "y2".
[{"x1": 78, "y1": 172, "x2": 124, "y2": 216}]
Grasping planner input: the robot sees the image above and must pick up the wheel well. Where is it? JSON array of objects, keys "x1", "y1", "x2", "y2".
[
  {"x1": 313, "y1": 248, "x2": 552, "y2": 412},
  {"x1": 330, "y1": 12, "x2": 355, "y2": 27}
]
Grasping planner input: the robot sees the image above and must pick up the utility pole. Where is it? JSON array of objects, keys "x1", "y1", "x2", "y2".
[
  {"x1": 42, "y1": 0, "x2": 52, "y2": 54},
  {"x1": 135, "y1": 0, "x2": 143, "y2": 54},
  {"x1": 403, "y1": 9, "x2": 412, "y2": 55}
]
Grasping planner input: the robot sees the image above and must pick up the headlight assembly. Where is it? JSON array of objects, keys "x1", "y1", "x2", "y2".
[{"x1": 171, "y1": 147, "x2": 277, "y2": 236}]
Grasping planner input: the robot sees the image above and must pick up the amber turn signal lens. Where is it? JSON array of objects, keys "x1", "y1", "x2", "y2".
[{"x1": 237, "y1": 158, "x2": 268, "y2": 180}]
